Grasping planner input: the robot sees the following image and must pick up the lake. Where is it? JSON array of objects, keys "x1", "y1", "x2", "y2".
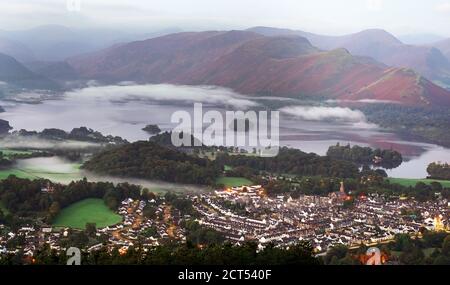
[{"x1": 1, "y1": 83, "x2": 449, "y2": 179}]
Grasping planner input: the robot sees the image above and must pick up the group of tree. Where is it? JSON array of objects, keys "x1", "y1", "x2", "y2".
[
  {"x1": 13, "y1": 126, "x2": 128, "y2": 144},
  {"x1": 360, "y1": 104, "x2": 450, "y2": 148},
  {"x1": 215, "y1": 147, "x2": 360, "y2": 179},
  {"x1": 0, "y1": 176, "x2": 143, "y2": 223},
  {"x1": 0, "y1": 152, "x2": 13, "y2": 169},
  {"x1": 149, "y1": 131, "x2": 204, "y2": 149},
  {"x1": 83, "y1": 141, "x2": 221, "y2": 185},
  {"x1": 427, "y1": 162, "x2": 450, "y2": 180},
  {"x1": 1, "y1": 241, "x2": 320, "y2": 265},
  {"x1": 326, "y1": 143, "x2": 402, "y2": 169},
  {"x1": 164, "y1": 192, "x2": 194, "y2": 215},
  {"x1": 182, "y1": 220, "x2": 225, "y2": 245},
  {"x1": 323, "y1": 232, "x2": 450, "y2": 265},
  {"x1": 390, "y1": 232, "x2": 450, "y2": 265},
  {"x1": 256, "y1": 174, "x2": 450, "y2": 201},
  {"x1": 142, "y1": 124, "x2": 161, "y2": 135}
]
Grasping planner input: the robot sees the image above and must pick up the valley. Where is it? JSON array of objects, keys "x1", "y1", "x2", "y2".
[
  {"x1": 0, "y1": 17, "x2": 449, "y2": 268},
  {"x1": 1, "y1": 84, "x2": 448, "y2": 180}
]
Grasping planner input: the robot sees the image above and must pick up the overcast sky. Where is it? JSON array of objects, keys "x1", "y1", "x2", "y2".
[{"x1": 1, "y1": 0, "x2": 450, "y2": 36}]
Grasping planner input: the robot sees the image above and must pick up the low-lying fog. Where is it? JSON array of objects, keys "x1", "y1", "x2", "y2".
[
  {"x1": 14, "y1": 156, "x2": 208, "y2": 193},
  {"x1": 0, "y1": 136, "x2": 99, "y2": 150},
  {"x1": 1, "y1": 83, "x2": 449, "y2": 178},
  {"x1": 16, "y1": 157, "x2": 78, "y2": 173}
]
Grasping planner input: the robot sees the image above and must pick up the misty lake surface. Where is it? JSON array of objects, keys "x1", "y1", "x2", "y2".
[{"x1": 1, "y1": 84, "x2": 449, "y2": 179}]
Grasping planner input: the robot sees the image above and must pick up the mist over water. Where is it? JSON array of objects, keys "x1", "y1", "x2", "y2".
[
  {"x1": 0, "y1": 83, "x2": 449, "y2": 178},
  {"x1": 280, "y1": 106, "x2": 367, "y2": 122}
]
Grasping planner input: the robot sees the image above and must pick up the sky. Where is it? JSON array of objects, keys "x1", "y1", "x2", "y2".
[{"x1": 1, "y1": 0, "x2": 450, "y2": 37}]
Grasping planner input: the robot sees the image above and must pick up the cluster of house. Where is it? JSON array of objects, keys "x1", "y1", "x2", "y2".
[
  {"x1": 1, "y1": 182, "x2": 449, "y2": 260},
  {"x1": 191, "y1": 184, "x2": 450, "y2": 253},
  {"x1": 101, "y1": 198, "x2": 186, "y2": 253},
  {"x1": 0, "y1": 225, "x2": 38, "y2": 257},
  {"x1": 0, "y1": 197, "x2": 188, "y2": 260}
]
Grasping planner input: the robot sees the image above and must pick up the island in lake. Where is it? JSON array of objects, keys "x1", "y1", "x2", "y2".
[{"x1": 142, "y1": 124, "x2": 161, "y2": 135}]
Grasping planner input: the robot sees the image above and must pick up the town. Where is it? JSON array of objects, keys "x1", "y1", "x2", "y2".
[
  {"x1": 1, "y1": 181, "x2": 449, "y2": 261},
  {"x1": 192, "y1": 182, "x2": 450, "y2": 252}
]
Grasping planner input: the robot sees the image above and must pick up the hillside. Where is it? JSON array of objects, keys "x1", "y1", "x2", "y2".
[
  {"x1": 0, "y1": 37, "x2": 36, "y2": 62},
  {"x1": 249, "y1": 27, "x2": 450, "y2": 86},
  {"x1": 67, "y1": 31, "x2": 450, "y2": 107},
  {"x1": 82, "y1": 141, "x2": 220, "y2": 185},
  {"x1": 0, "y1": 52, "x2": 59, "y2": 90},
  {"x1": 434, "y1": 38, "x2": 450, "y2": 62}
]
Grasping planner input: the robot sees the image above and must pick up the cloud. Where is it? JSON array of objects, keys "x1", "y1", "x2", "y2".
[
  {"x1": 435, "y1": 2, "x2": 450, "y2": 13},
  {"x1": 65, "y1": 83, "x2": 259, "y2": 109},
  {"x1": 279, "y1": 105, "x2": 366, "y2": 122},
  {"x1": 366, "y1": 0, "x2": 383, "y2": 11},
  {"x1": 279, "y1": 105, "x2": 378, "y2": 128}
]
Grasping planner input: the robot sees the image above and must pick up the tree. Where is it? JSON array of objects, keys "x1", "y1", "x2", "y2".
[
  {"x1": 323, "y1": 245, "x2": 349, "y2": 265},
  {"x1": 393, "y1": 234, "x2": 413, "y2": 251},
  {"x1": 423, "y1": 231, "x2": 447, "y2": 248},
  {"x1": 85, "y1": 223, "x2": 97, "y2": 237},
  {"x1": 433, "y1": 255, "x2": 450, "y2": 265},
  {"x1": 143, "y1": 204, "x2": 157, "y2": 219},
  {"x1": 48, "y1": 202, "x2": 60, "y2": 219},
  {"x1": 0, "y1": 208, "x2": 4, "y2": 223},
  {"x1": 442, "y1": 235, "x2": 450, "y2": 256},
  {"x1": 400, "y1": 247, "x2": 424, "y2": 265},
  {"x1": 427, "y1": 162, "x2": 450, "y2": 180}
]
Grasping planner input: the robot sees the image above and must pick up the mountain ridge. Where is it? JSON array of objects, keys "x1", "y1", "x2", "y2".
[
  {"x1": 0, "y1": 52, "x2": 59, "y2": 90},
  {"x1": 248, "y1": 26, "x2": 450, "y2": 86},
  {"x1": 65, "y1": 30, "x2": 450, "y2": 107}
]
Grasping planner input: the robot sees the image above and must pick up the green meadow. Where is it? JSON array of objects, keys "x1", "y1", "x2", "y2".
[
  {"x1": 0, "y1": 149, "x2": 34, "y2": 158},
  {"x1": 52, "y1": 198, "x2": 122, "y2": 229},
  {"x1": 0, "y1": 169, "x2": 38, "y2": 180},
  {"x1": 387, "y1": 178, "x2": 450, "y2": 188},
  {"x1": 216, "y1": 176, "x2": 253, "y2": 187},
  {"x1": 224, "y1": 165, "x2": 233, "y2": 171}
]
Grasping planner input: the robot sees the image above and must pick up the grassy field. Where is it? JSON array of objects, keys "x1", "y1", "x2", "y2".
[
  {"x1": 216, "y1": 177, "x2": 253, "y2": 187},
  {"x1": 52, "y1": 198, "x2": 122, "y2": 229},
  {"x1": 0, "y1": 169, "x2": 38, "y2": 180},
  {"x1": 0, "y1": 149, "x2": 34, "y2": 158},
  {"x1": 224, "y1": 165, "x2": 233, "y2": 171},
  {"x1": 387, "y1": 178, "x2": 450, "y2": 187}
]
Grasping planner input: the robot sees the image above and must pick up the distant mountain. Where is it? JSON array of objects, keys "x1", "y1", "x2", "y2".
[
  {"x1": 0, "y1": 52, "x2": 59, "y2": 90},
  {"x1": 399, "y1": 33, "x2": 446, "y2": 45},
  {"x1": 0, "y1": 37, "x2": 36, "y2": 62},
  {"x1": 1, "y1": 25, "x2": 126, "y2": 62},
  {"x1": 68, "y1": 30, "x2": 262, "y2": 82},
  {"x1": 67, "y1": 30, "x2": 450, "y2": 107},
  {"x1": 434, "y1": 38, "x2": 450, "y2": 62},
  {"x1": 25, "y1": 61, "x2": 79, "y2": 81},
  {"x1": 248, "y1": 27, "x2": 450, "y2": 86},
  {"x1": 0, "y1": 25, "x2": 183, "y2": 62}
]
